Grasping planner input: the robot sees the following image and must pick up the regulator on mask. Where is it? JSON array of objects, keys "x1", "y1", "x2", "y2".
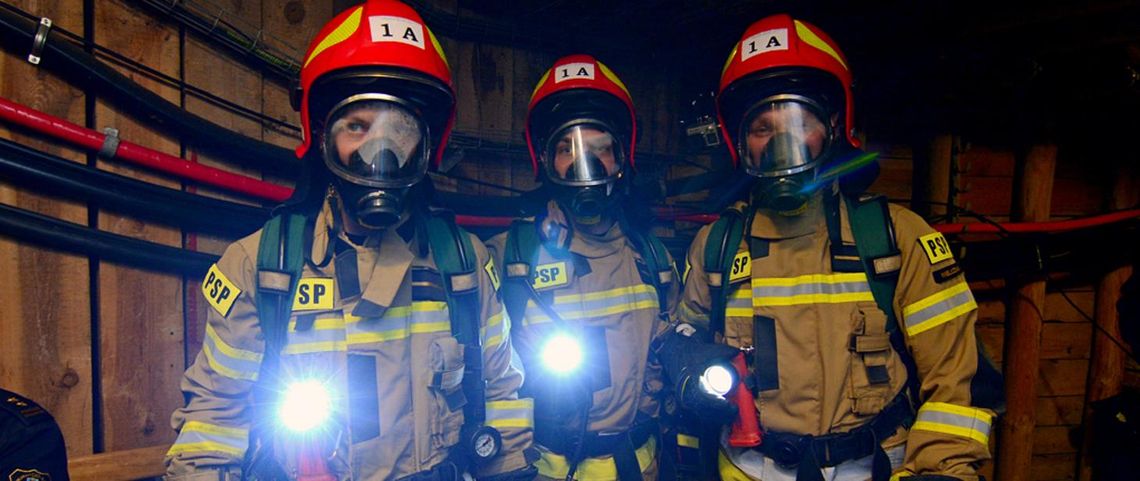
[
  {"x1": 738, "y1": 95, "x2": 833, "y2": 214},
  {"x1": 541, "y1": 121, "x2": 626, "y2": 223},
  {"x1": 322, "y1": 95, "x2": 430, "y2": 230}
]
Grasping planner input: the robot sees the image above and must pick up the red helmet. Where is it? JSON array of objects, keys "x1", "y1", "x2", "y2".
[
  {"x1": 717, "y1": 14, "x2": 858, "y2": 168},
  {"x1": 294, "y1": 0, "x2": 455, "y2": 169},
  {"x1": 525, "y1": 54, "x2": 637, "y2": 180}
]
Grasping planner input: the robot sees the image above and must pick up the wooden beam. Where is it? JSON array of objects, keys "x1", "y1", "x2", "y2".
[
  {"x1": 997, "y1": 143, "x2": 1056, "y2": 481},
  {"x1": 1076, "y1": 164, "x2": 1138, "y2": 481},
  {"x1": 68, "y1": 444, "x2": 168, "y2": 481},
  {"x1": 927, "y1": 134, "x2": 954, "y2": 218}
]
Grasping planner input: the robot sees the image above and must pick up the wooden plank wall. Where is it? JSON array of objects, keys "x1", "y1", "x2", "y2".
[{"x1": 0, "y1": 1, "x2": 1134, "y2": 480}]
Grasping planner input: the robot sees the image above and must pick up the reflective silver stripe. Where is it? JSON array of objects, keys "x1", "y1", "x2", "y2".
[
  {"x1": 524, "y1": 285, "x2": 658, "y2": 323},
  {"x1": 482, "y1": 308, "x2": 509, "y2": 349},
  {"x1": 902, "y1": 283, "x2": 976, "y2": 336},
  {"x1": 486, "y1": 399, "x2": 534, "y2": 429},
  {"x1": 913, "y1": 402, "x2": 992, "y2": 444},
  {"x1": 167, "y1": 421, "x2": 248, "y2": 457},
  {"x1": 753, "y1": 280, "x2": 871, "y2": 298},
  {"x1": 203, "y1": 324, "x2": 262, "y2": 381}
]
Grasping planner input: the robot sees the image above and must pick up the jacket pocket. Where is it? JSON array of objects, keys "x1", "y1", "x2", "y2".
[
  {"x1": 429, "y1": 336, "x2": 466, "y2": 450},
  {"x1": 847, "y1": 302, "x2": 896, "y2": 416}
]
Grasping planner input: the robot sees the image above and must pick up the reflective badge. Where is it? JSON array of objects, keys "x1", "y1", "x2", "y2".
[
  {"x1": 741, "y1": 28, "x2": 789, "y2": 62},
  {"x1": 293, "y1": 278, "x2": 334, "y2": 311},
  {"x1": 9, "y1": 468, "x2": 51, "y2": 481},
  {"x1": 202, "y1": 264, "x2": 241, "y2": 317},
  {"x1": 484, "y1": 258, "x2": 501, "y2": 291},
  {"x1": 933, "y1": 263, "x2": 963, "y2": 284},
  {"x1": 368, "y1": 16, "x2": 425, "y2": 49},
  {"x1": 729, "y1": 251, "x2": 751, "y2": 283},
  {"x1": 532, "y1": 262, "x2": 569, "y2": 289},
  {"x1": 683, "y1": 258, "x2": 692, "y2": 284},
  {"x1": 918, "y1": 232, "x2": 953, "y2": 265},
  {"x1": 554, "y1": 62, "x2": 595, "y2": 83}
]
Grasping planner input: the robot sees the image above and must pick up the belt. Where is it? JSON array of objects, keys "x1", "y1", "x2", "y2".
[
  {"x1": 752, "y1": 391, "x2": 913, "y2": 481},
  {"x1": 536, "y1": 421, "x2": 657, "y2": 481}
]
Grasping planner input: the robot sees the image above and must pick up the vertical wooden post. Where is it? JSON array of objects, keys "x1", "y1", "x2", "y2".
[
  {"x1": 927, "y1": 134, "x2": 954, "y2": 218},
  {"x1": 996, "y1": 143, "x2": 1056, "y2": 481},
  {"x1": 1077, "y1": 166, "x2": 1139, "y2": 481}
]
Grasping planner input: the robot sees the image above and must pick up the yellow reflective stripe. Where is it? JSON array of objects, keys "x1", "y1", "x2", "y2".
[
  {"x1": 531, "y1": 69, "x2": 552, "y2": 102},
  {"x1": 283, "y1": 340, "x2": 348, "y2": 355},
  {"x1": 903, "y1": 282, "x2": 970, "y2": 317},
  {"x1": 182, "y1": 421, "x2": 247, "y2": 439},
  {"x1": 794, "y1": 20, "x2": 848, "y2": 71},
  {"x1": 205, "y1": 323, "x2": 262, "y2": 362},
  {"x1": 912, "y1": 402, "x2": 992, "y2": 445},
  {"x1": 553, "y1": 284, "x2": 656, "y2": 304},
  {"x1": 486, "y1": 398, "x2": 533, "y2": 429},
  {"x1": 751, "y1": 272, "x2": 867, "y2": 287},
  {"x1": 303, "y1": 7, "x2": 362, "y2": 68},
  {"x1": 903, "y1": 283, "x2": 977, "y2": 336},
  {"x1": 525, "y1": 299, "x2": 658, "y2": 324},
  {"x1": 755, "y1": 292, "x2": 874, "y2": 306},
  {"x1": 677, "y1": 433, "x2": 700, "y2": 449},
  {"x1": 347, "y1": 322, "x2": 449, "y2": 344},
  {"x1": 482, "y1": 309, "x2": 508, "y2": 349},
  {"x1": 722, "y1": 45, "x2": 738, "y2": 77},
  {"x1": 166, "y1": 441, "x2": 245, "y2": 457},
  {"x1": 289, "y1": 315, "x2": 345, "y2": 332},
  {"x1": 426, "y1": 27, "x2": 449, "y2": 70},
  {"x1": 202, "y1": 343, "x2": 258, "y2": 381},
  {"x1": 726, "y1": 286, "x2": 752, "y2": 317},
  {"x1": 597, "y1": 61, "x2": 631, "y2": 99},
  {"x1": 537, "y1": 435, "x2": 656, "y2": 481}
]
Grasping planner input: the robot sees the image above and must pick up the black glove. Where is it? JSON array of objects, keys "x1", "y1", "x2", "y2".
[{"x1": 655, "y1": 331, "x2": 742, "y2": 424}]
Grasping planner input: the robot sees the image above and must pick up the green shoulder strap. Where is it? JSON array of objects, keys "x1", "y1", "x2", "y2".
[
  {"x1": 422, "y1": 212, "x2": 486, "y2": 426},
  {"x1": 843, "y1": 194, "x2": 920, "y2": 401},
  {"x1": 703, "y1": 207, "x2": 747, "y2": 340},
  {"x1": 501, "y1": 219, "x2": 540, "y2": 328},
  {"x1": 255, "y1": 213, "x2": 308, "y2": 368},
  {"x1": 626, "y1": 228, "x2": 675, "y2": 319}
]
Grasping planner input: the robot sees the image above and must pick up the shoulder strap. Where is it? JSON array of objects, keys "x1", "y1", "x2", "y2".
[
  {"x1": 626, "y1": 228, "x2": 674, "y2": 319},
  {"x1": 502, "y1": 219, "x2": 540, "y2": 328},
  {"x1": 255, "y1": 213, "x2": 308, "y2": 366},
  {"x1": 422, "y1": 212, "x2": 486, "y2": 425},
  {"x1": 703, "y1": 207, "x2": 747, "y2": 340},
  {"x1": 842, "y1": 194, "x2": 920, "y2": 403}
]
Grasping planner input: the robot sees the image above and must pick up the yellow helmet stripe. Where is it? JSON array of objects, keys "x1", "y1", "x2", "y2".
[
  {"x1": 597, "y1": 62, "x2": 631, "y2": 100},
  {"x1": 427, "y1": 27, "x2": 449, "y2": 71},
  {"x1": 303, "y1": 6, "x2": 363, "y2": 68},
  {"x1": 722, "y1": 44, "x2": 739, "y2": 77},
  {"x1": 530, "y1": 69, "x2": 552, "y2": 102},
  {"x1": 794, "y1": 20, "x2": 848, "y2": 72}
]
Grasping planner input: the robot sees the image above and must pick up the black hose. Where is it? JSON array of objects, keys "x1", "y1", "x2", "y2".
[
  {"x1": 0, "y1": 5, "x2": 301, "y2": 177},
  {"x1": 0, "y1": 202, "x2": 218, "y2": 275},
  {"x1": 0, "y1": 137, "x2": 269, "y2": 236}
]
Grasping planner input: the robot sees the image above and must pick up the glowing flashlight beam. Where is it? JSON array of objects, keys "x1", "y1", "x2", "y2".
[{"x1": 279, "y1": 380, "x2": 333, "y2": 433}]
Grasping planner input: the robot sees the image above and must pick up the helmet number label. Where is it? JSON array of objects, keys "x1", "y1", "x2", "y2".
[
  {"x1": 554, "y1": 62, "x2": 595, "y2": 83},
  {"x1": 369, "y1": 16, "x2": 425, "y2": 50},
  {"x1": 741, "y1": 28, "x2": 788, "y2": 62}
]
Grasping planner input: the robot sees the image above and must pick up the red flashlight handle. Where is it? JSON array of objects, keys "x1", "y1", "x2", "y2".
[
  {"x1": 297, "y1": 437, "x2": 336, "y2": 481},
  {"x1": 728, "y1": 352, "x2": 762, "y2": 447}
]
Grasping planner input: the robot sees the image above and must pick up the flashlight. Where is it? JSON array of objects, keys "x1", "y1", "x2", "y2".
[
  {"x1": 699, "y1": 363, "x2": 735, "y2": 398},
  {"x1": 279, "y1": 380, "x2": 332, "y2": 433},
  {"x1": 541, "y1": 333, "x2": 584, "y2": 374}
]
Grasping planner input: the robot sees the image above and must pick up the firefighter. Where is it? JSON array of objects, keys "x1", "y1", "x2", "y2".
[
  {"x1": 165, "y1": 1, "x2": 535, "y2": 480},
  {"x1": 1, "y1": 388, "x2": 70, "y2": 481},
  {"x1": 675, "y1": 14, "x2": 996, "y2": 481},
  {"x1": 485, "y1": 54, "x2": 685, "y2": 481}
]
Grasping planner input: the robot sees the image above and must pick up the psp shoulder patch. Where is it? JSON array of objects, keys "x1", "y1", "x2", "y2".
[
  {"x1": 729, "y1": 251, "x2": 752, "y2": 283},
  {"x1": 532, "y1": 261, "x2": 569, "y2": 290},
  {"x1": 293, "y1": 278, "x2": 334, "y2": 311},
  {"x1": 918, "y1": 232, "x2": 954, "y2": 265},
  {"x1": 202, "y1": 264, "x2": 241, "y2": 317}
]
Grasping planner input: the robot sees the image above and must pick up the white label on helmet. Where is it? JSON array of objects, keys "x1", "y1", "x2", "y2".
[
  {"x1": 369, "y1": 16, "x2": 425, "y2": 49},
  {"x1": 554, "y1": 62, "x2": 595, "y2": 83},
  {"x1": 741, "y1": 28, "x2": 789, "y2": 62}
]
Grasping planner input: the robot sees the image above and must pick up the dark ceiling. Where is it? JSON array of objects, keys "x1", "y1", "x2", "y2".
[{"x1": 408, "y1": 0, "x2": 1140, "y2": 148}]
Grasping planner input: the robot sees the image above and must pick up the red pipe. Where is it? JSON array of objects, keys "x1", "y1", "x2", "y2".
[
  {"x1": 0, "y1": 96, "x2": 292, "y2": 202},
  {"x1": 934, "y1": 209, "x2": 1140, "y2": 234}
]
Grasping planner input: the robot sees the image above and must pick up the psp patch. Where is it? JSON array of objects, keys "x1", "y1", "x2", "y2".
[
  {"x1": 933, "y1": 263, "x2": 963, "y2": 284},
  {"x1": 484, "y1": 258, "x2": 501, "y2": 291},
  {"x1": 532, "y1": 261, "x2": 569, "y2": 290},
  {"x1": 293, "y1": 278, "x2": 334, "y2": 311},
  {"x1": 918, "y1": 232, "x2": 954, "y2": 265},
  {"x1": 8, "y1": 468, "x2": 51, "y2": 481},
  {"x1": 202, "y1": 264, "x2": 241, "y2": 317},
  {"x1": 729, "y1": 251, "x2": 751, "y2": 283}
]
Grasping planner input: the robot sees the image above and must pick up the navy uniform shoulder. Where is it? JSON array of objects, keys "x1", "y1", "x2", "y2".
[{"x1": 0, "y1": 389, "x2": 53, "y2": 426}]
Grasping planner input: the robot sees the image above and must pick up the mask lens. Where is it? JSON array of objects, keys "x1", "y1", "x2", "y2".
[
  {"x1": 543, "y1": 124, "x2": 624, "y2": 186},
  {"x1": 739, "y1": 100, "x2": 828, "y2": 178},
  {"x1": 323, "y1": 99, "x2": 429, "y2": 188}
]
